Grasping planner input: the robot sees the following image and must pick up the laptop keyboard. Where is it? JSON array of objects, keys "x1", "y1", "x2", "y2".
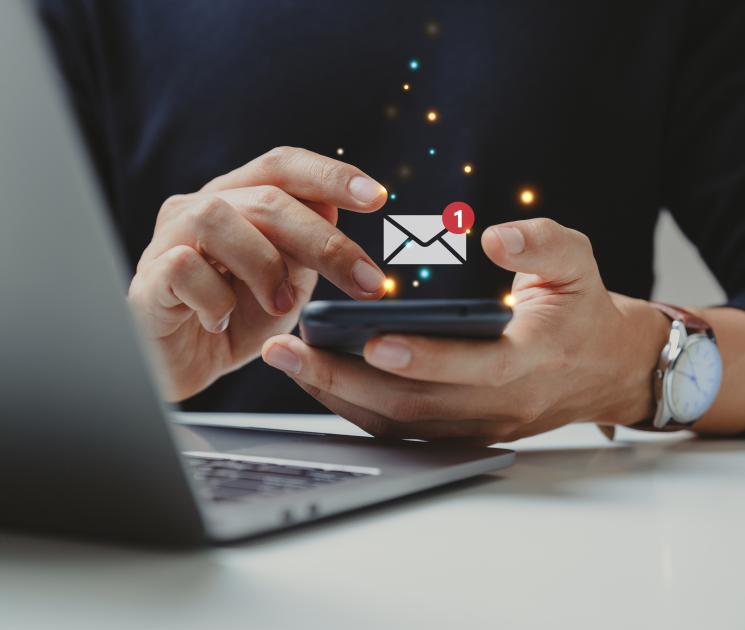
[{"x1": 184, "y1": 453, "x2": 374, "y2": 503}]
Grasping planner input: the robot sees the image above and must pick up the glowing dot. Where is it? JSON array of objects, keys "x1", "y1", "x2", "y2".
[
  {"x1": 384, "y1": 105, "x2": 399, "y2": 119},
  {"x1": 418, "y1": 267, "x2": 431, "y2": 280},
  {"x1": 466, "y1": 229, "x2": 471, "y2": 234},
  {"x1": 390, "y1": 192, "x2": 398, "y2": 201},
  {"x1": 463, "y1": 163, "x2": 474, "y2": 175},
  {"x1": 336, "y1": 147, "x2": 344, "y2": 156},
  {"x1": 402, "y1": 82, "x2": 411, "y2": 92},
  {"x1": 409, "y1": 59, "x2": 420, "y2": 71},
  {"x1": 412, "y1": 280, "x2": 420, "y2": 287},
  {"x1": 519, "y1": 188, "x2": 537, "y2": 206},
  {"x1": 503, "y1": 293, "x2": 516, "y2": 308},
  {"x1": 397, "y1": 164, "x2": 412, "y2": 179},
  {"x1": 424, "y1": 20, "x2": 441, "y2": 38},
  {"x1": 428, "y1": 147, "x2": 436, "y2": 156},
  {"x1": 383, "y1": 277, "x2": 396, "y2": 293},
  {"x1": 405, "y1": 240, "x2": 413, "y2": 248},
  {"x1": 425, "y1": 109, "x2": 439, "y2": 123}
]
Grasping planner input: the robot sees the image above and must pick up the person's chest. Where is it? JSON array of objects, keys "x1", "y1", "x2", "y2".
[{"x1": 96, "y1": 0, "x2": 688, "y2": 298}]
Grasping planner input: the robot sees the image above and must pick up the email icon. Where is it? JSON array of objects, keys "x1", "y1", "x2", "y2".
[{"x1": 383, "y1": 215, "x2": 466, "y2": 265}]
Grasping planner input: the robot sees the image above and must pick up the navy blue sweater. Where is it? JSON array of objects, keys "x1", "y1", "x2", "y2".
[{"x1": 38, "y1": 1, "x2": 745, "y2": 412}]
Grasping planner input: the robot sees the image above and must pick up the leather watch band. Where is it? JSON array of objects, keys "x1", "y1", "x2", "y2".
[
  {"x1": 647, "y1": 302, "x2": 712, "y2": 334},
  {"x1": 630, "y1": 303, "x2": 714, "y2": 432}
]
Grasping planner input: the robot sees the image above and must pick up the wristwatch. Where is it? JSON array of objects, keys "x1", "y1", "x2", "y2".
[{"x1": 633, "y1": 303, "x2": 723, "y2": 431}]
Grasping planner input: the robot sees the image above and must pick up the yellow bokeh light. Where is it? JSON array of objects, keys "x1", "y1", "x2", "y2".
[
  {"x1": 424, "y1": 20, "x2": 441, "y2": 38},
  {"x1": 519, "y1": 188, "x2": 537, "y2": 206},
  {"x1": 383, "y1": 277, "x2": 396, "y2": 294},
  {"x1": 425, "y1": 109, "x2": 439, "y2": 123},
  {"x1": 336, "y1": 147, "x2": 344, "y2": 156},
  {"x1": 466, "y1": 228, "x2": 471, "y2": 234},
  {"x1": 402, "y1": 82, "x2": 411, "y2": 92},
  {"x1": 412, "y1": 279, "x2": 420, "y2": 287},
  {"x1": 463, "y1": 163, "x2": 473, "y2": 175},
  {"x1": 503, "y1": 293, "x2": 516, "y2": 308}
]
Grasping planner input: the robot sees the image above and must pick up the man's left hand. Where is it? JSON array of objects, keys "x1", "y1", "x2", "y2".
[{"x1": 262, "y1": 218, "x2": 670, "y2": 443}]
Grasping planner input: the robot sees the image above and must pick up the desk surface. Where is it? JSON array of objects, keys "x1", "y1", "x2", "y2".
[{"x1": 3, "y1": 413, "x2": 744, "y2": 630}]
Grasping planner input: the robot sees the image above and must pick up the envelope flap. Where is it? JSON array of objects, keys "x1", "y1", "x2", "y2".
[{"x1": 385, "y1": 215, "x2": 448, "y2": 246}]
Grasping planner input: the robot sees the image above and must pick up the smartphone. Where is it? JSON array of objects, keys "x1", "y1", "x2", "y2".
[{"x1": 299, "y1": 299, "x2": 512, "y2": 353}]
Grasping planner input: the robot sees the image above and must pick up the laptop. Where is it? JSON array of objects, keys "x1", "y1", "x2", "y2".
[{"x1": 0, "y1": 1, "x2": 514, "y2": 545}]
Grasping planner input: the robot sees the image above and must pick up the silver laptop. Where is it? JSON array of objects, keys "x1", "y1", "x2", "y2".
[{"x1": 0, "y1": 1, "x2": 514, "y2": 545}]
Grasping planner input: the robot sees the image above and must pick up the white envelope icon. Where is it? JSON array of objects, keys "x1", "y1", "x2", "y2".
[{"x1": 383, "y1": 215, "x2": 466, "y2": 265}]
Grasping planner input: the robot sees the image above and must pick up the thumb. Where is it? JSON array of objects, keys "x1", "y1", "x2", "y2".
[{"x1": 481, "y1": 218, "x2": 599, "y2": 283}]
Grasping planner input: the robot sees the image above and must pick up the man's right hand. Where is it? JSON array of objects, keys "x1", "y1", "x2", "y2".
[{"x1": 128, "y1": 146, "x2": 387, "y2": 401}]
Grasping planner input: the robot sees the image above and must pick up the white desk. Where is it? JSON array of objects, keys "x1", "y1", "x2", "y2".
[{"x1": 4, "y1": 414, "x2": 745, "y2": 630}]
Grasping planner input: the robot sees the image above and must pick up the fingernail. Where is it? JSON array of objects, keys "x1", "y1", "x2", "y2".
[
  {"x1": 264, "y1": 344, "x2": 301, "y2": 374},
  {"x1": 214, "y1": 314, "x2": 230, "y2": 333},
  {"x1": 367, "y1": 338, "x2": 412, "y2": 370},
  {"x1": 493, "y1": 226, "x2": 525, "y2": 254},
  {"x1": 274, "y1": 279, "x2": 295, "y2": 313},
  {"x1": 352, "y1": 259, "x2": 385, "y2": 293},
  {"x1": 349, "y1": 175, "x2": 385, "y2": 203}
]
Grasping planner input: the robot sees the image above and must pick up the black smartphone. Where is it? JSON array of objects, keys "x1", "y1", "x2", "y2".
[{"x1": 299, "y1": 299, "x2": 512, "y2": 353}]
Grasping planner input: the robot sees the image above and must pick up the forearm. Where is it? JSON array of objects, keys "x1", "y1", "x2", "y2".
[{"x1": 689, "y1": 307, "x2": 745, "y2": 435}]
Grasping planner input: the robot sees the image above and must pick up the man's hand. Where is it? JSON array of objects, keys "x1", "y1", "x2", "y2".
[
  {"x1": 261, "y1": 218, "x2": 671, "y2": 443},
  {"x1": 128, "y1": 146, "x2": 387, "y2": 401}
]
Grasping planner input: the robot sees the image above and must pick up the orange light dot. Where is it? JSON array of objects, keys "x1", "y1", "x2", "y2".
[
  {"x1": 503, "y1": 293, "x2": 516, "y2": 308},
  {"x1": 463, "y1": 163, "x2": 474, "y2": 175},
  {"x1": 383, "y1": 277, "x2": 396, "y2": 294},
  {"x1": 425, "y1": 109, "x2": 439, "y2": 123},
  {"x1": 402, "y1": 82, "x2": 411, "y2": 92},
  {"x1": 519, "y1": 188, "x2": 536, "y2": 206},
  {"x1": 466, "y1": 228, "x2": 471, "y2": 235}
]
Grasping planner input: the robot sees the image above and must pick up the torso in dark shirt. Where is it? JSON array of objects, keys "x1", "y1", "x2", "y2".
[{"x1": 38, "y1": 0, "x2": 745, "y2": 412}]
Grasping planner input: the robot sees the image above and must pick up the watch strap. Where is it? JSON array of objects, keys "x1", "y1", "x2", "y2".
[{"x1": 648, "y1": 302, "x2": 712, "y2": 335}]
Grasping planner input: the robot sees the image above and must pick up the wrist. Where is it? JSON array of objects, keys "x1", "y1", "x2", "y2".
[{"x1": 600, "y1": 295, "x2": 671, "y2": 426}]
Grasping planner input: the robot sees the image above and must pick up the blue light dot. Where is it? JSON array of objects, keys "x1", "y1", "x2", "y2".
[
  {"x1": 428, "y1": 147, "x2": 436, "y2": 156},
  {"x1": 390, "y1": 192, "x2": 398, "y2": 201},
  {"x1": 408, "y1": 59, "x2": 420, "y2": 71},
  {"x1": 406, "y1": 240, "x2": 413, "y2": 248},
  {"x1": 418, "y1": 267, "x2": 431, "y2": 280}
]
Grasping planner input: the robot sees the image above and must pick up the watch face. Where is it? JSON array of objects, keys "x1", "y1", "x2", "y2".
[{"x1": 667, "y1": 335, "x2": 723, "y2": 423}]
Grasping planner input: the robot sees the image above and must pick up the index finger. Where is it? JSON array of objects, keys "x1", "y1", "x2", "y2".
[
  {"x1": 201, "y1": 146, "x2": 387, "y2": 212},
  {"x1": 216, "y1": 186, "x2": 386, "y2": 299}
]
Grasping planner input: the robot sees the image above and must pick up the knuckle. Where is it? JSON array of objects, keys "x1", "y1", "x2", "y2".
[
  {"x1": 190, "y1": 196, "x2": 226, "y2": 230},
  {"x1": 257, "y1": 146, "x2": 293, "y2": 177},
  {"x1": 530, "y1": 217, "x2": 560, "y2": 243},
  {"x1": 316, "y1": 159, "x2": 345, "y2": 186},
  {"x1": 165, "y1": 245, "x2": 202, "y2": 279},
  {"x1": 157, "y1": 194, "x2": 188, "y2": 223},
  {"x1": 318, "y1": 230, "x2": 349, "y2": 266},
  {"x1": 253, "y1": 185, "x2": 284, "y2": 209}
]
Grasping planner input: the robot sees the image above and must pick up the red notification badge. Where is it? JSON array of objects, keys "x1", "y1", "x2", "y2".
[{"x1": 442, "y1": 201, "x2": 475, "y2": 234}]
